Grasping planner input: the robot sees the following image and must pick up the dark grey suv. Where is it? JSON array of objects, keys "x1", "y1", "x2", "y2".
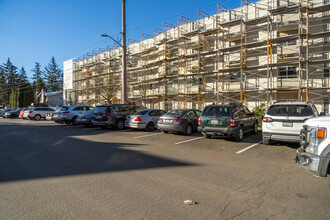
[{"x1": 92, "y1": 104, "x2": 137, "y2": 129}]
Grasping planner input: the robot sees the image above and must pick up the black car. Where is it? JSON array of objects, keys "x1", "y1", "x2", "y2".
[
  {"x1": 92, "y1": 104, "x2": 137, "y2": 129},
  {"x1": 198, "y1": 103, "x2": 258, "y2": 141},
  {"x1": 4, "y1": 109, "x2": 21, "y2": 118}
]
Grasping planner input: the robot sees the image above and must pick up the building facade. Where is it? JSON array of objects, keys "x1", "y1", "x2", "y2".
[{"x1": 63, "y1": 0, "x2": 330, "y2": 112}]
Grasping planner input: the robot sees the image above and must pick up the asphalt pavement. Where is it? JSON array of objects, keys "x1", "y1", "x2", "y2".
[{"x1": 0, "y1": 119, "x2": 329, "y2": 219}]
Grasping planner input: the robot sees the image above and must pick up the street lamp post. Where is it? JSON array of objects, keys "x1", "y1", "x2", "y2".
[{"x1": 101, "y1": 0, "x2": 127, "y2": 104}]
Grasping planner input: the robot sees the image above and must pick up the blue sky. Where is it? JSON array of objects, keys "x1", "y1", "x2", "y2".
[{"x1": 0, "y1": 0, "x2": 241, "y2": 79}]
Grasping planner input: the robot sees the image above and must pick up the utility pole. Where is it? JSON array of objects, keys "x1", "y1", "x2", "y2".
[
  {"x1": 101, "y1": 0, "x2": 127, "y2": 104},
  {"x1": 122, "y1": 0, "x2": 127, "y2": 104}
]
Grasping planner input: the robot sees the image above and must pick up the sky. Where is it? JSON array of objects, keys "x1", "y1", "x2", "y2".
[{"x1": 0, "y1": 0, "x2": 242, "y2": 79}]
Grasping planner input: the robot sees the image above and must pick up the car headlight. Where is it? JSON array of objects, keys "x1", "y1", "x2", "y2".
[{"x1": 305, "y1": 127, "x2": 326, "y2": 154}]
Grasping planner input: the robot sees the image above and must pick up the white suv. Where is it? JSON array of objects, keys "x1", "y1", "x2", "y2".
[
  {"x1": 23, "y1": 107, "x2": 55, "y2": 120},
  {"x1": 262, "y1": 102, "x2": 319, "y2": 145},
  {"x1": 58, "y1": 105, "x2": 93, "y2": 125}
]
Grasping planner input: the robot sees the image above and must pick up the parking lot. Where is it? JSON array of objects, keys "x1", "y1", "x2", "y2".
[{"x1": 0, "y1": 118, "x2": 329, "y2": 219}]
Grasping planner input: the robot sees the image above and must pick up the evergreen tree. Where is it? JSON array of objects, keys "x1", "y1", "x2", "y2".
[
  {"x1": 31, "y1": 62, "x2": 45, "y2": 103},
  {"x1": 0, "y1": 67, "x2": 8, "y2": 105},
  {"x1": 1, "y1": 58, "x2": 19, "y2": 105},
  {"x1": 44, "y1": 57, "x2": 62, "y2": 92},
  {"x1": 18, "y1": 67, "x2": 28, "y2": 84}
]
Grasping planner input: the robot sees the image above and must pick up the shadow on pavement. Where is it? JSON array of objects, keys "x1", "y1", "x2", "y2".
[{"x1": 0, "y1": 123, "x2": 197, "y2": 183}]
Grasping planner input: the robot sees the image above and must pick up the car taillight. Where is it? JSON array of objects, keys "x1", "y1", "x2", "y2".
[
  {"x1": 28, "y1": 111, "x2": 33, "y2": 113},
  {"x1": 263, "y1": 117, "x2": 273, "y2": 123},
  {"x1": 63, "y1": 111, "x2": 70, "y2": 114},
  {"x1": 198, "y1": 118, "x2": 201, "y2": 125},
  {"x1": 158, "y1": 118, "x2": 163, "y2": 122},
  {"x1": 230, "y1": 119, "x2": 235, "y2": 127},
  {"x1": 173, "y1": 117, "x2": 183, "y2": 122},
  {"x1": 134, "y1": 117, "x2": 141, "y2": 122}
]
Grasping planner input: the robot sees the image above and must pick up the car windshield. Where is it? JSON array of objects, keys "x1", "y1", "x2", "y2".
[
  {"x1": 165, "y1": 110, "x2": 185, "y2": 116},
  {"x1": 94, "y1": 107, "x2": 108, "y2": 113},
  {"x1": 202, "y1": 106, "x2": 230, "y2": 117},
  {"x1": 267, "y1": 105, "x2": 314, "y2": 116},
  {"x1": 133, "y1": 110, "x2": 149, "y2": 115}
]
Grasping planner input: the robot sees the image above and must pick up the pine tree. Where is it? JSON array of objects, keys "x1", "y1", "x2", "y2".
[
  {"x1": 31, "y1": 62, "x2": 45, "y2": 103},
  {"x1": 0, "y1": 67, "x2": 8, "y2": 105},
  {"x1": 1, "y1": 58, "x2": 19, "y2": 104},
  {"x1": 44, "y1": 57, "x2": 62, "y2": 92}
]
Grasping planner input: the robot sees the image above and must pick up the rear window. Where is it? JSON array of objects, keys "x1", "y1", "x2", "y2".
[
  {"x1": 202, "y1": 106, "x2": 230, "y2": 117},
  {"x1": 60, "y1": 107, "x2": 69, "y2": 111},
  {"x1": 267, "y1": 105, "x2": 314, "y2": 116},
  {"x1": 133, "y1": 110, "x2": 149, "y2": 115},
  {"x1": 165, "y1": 110, "x2": 185, "y2": 116},
  {"x1": 94, "y1": 107, "x2": 109, "y2": 114}
]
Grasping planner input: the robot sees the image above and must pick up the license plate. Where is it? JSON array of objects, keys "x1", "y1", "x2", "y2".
[
  {"x1": 211, "y1": 119, "x2": 218, "y2": 125},
  {"x1": 282, "y1": 122, "x2": 293, "y2": 127},
  {"x1": 165, "y1": 119, "x2": 171, "y2": 123}
]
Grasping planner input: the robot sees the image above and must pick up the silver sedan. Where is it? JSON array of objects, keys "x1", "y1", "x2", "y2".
[{"x1": 125, "y1": 109, "x2": 166, "y2": 131}]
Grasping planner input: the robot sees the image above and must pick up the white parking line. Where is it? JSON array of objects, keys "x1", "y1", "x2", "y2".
[
  {"x1": 133, "y1": 133, "x2": 163, "y2": 139},
  {"x1": 175, "y1": 137, "x2": 204, "y2": 145},
  {"x1": 236, "y1": 141, "x2": 262, "y2": 154}
]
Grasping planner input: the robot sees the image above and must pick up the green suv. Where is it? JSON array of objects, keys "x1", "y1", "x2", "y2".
[{"x1": 198, "y1": 103, "x2": 258, "y2": 141}]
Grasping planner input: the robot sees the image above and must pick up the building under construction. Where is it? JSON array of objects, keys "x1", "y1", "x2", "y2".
[{"x1": 63, "y1": 0, "x2": 330, "y2": 112}]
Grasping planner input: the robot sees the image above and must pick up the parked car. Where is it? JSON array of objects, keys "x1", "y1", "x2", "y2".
[
  {"x1": 18, "y1": 108, "x2": 28, "y2": 119},
  {"x1": 3, "y1": 108, "x2": 21, "y2": 118},
  {"x1": 262, "y1": 101, "x2": 319, "y2": 145},
  {"x1": 126, "y1": 109, "x2": 166, "y2": 131},
  {"x1": 296, "y1": 116, "x2": 330, "y2": 177},
  {"x1": 76, "y1": 109, "x2": 95, "y2": 127},
  {"x1": 92, "y1": 104, "x2": 137, "y2": 129},
  {"x1": 0, "y1": 108, "x2": 14, "y2": 117},
  {"x1": 46, "y1": 109, "x2": 61, "y2": 122},
  {"x1": 157, "y1": 109, "x2": 201, "y2": 135},
  {"x1": 198, "y1": 103, "x2": 258, "y2": 141},
  {"x1": 23, "y1": 107, "x2": 55, "y2": 120},
  {"x1": 58, "y1": 105, "x2": 93, "y2": 125}
]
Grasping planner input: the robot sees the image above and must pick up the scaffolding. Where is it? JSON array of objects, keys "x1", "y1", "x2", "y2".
[{"x1": 67, "y1": 0, "x2": 330, "y2": 113}]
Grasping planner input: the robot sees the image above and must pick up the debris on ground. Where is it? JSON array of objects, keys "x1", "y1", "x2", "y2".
[{"x1": 184, "y1": 200, "x2": 198, "y2": 205}]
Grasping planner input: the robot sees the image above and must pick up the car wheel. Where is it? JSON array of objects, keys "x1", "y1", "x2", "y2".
[
  {"x1": 234, "y1": 126, "x2": 244, "y2": 141},
  {"x1": 72, "y1": 117, "x2": 77, "y2": 125},
  {"x1": 64, "y1": 121, "x2": 71, "y2": 125},
  {"x1": 202, "y1": 132, "x2": 211, "y2": 138},
  {"x1": 263, "y1": 136, "x2": 270, "y2": 145},
  {"x1": 145, "y1": 122, "x2": 155, "y2": 132},
  {"x1": 34, "y1": 115, "x2": 41, "y2": 121},
  {"x1": 184, "y1": 124, "x2": 192, "y2": 135},
  {"x1": 161, "y1": 130, "x2": 168, "y2": 134},
  {"x1": 251, "y1": 122, "x2": 258, "y2": 134},
  {"x1": 116, "y1": 120, "x2": 125, "y2": 130}
]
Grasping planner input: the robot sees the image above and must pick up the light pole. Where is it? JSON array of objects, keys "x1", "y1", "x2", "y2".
[{"x1": 101, "y1": 0, "x2": 127, "y2": 104}]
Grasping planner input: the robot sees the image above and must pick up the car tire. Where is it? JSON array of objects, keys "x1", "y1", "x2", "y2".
[
  {"x1": 161, "y1": 130, "x2": 168, "y2": 134},
  {"x1": 116, "y1": 120, "x2": 125, "y2": 130},
  {"x1": 234, "y1": 126, "x2": 244, "y2": 141},
  {"x1": 145, "y1": 122, "x2": 155, "y2": 132},
  {"x1": 72, "y1": 117, "x2": 77, "y2": 125},
  {"x1": 202, "y1": 132, "x2": 211, "y2": 138},
  {"x1": 251, "y1": 122, "x2": 258, "y2": 134},
  {"x1": 34, "y1": 115, "x2": 41, "y2": 121},
  {"x1": 64, "y1": 121, "x2": 71, "y2": 125},
  {"x1": 263, "y1": 137, "x2": 270, "y2": 145},
  {"x1": 184, "y1": 124, "x2": 192, "y2": 135}
]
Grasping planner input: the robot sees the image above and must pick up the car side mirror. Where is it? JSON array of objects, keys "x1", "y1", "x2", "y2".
[{"x1": 320, "y1": 112, "x2": 325, "y2": 116}]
